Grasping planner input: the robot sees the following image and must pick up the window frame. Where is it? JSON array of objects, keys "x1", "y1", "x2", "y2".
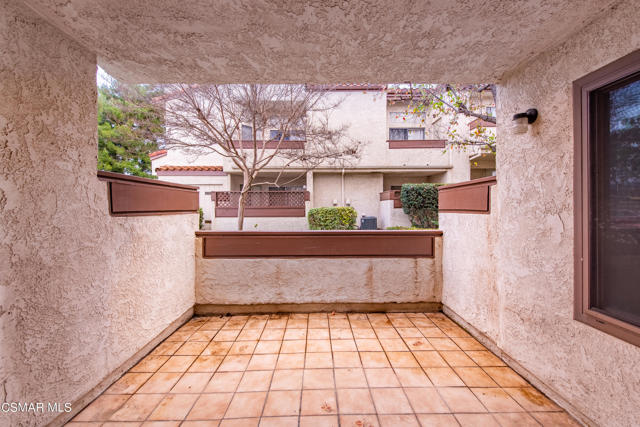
[
  {"x1": 573, "y1": 49, "x2": 640, "y2": 347},
  {"x1": 388, "y1": 127, "x2": 426, "y2": 141}
]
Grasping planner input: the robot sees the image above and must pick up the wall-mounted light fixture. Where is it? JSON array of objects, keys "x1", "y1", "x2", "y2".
[{"x1": 512, "y1": 108, "x2": 538, "y2": 134}]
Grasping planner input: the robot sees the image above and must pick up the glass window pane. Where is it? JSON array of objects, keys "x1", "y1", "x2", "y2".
[
  {"x1": 241, "y1": 125, "x2": 253, "y2": 140},
  {"x1": 590, "y1": 74, "x2": 640, "y2": 327},
  {"x1": 389, "y1": 128, "x2": 407, "y2": 140},
  {"x1": 407, "y1": 128, "x2": 425, "y2": 140}
]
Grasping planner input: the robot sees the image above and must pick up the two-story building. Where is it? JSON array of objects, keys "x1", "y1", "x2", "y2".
[{"x1": 151, "y1": 84, "x2": 496, "y2": 229}]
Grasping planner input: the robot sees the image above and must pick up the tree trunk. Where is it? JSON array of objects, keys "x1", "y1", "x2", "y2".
[{"x1": 236, "y1": 173, "x2": 252, "y2": 230}]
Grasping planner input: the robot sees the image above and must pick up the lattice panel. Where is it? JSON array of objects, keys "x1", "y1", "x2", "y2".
[{"x1": 215, "y1": 191, "x2": 305, "y2": 208}]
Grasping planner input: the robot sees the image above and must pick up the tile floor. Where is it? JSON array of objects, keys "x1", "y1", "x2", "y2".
[{"x1": 68, "y1": 312, "x2": 579, "y2": 426}]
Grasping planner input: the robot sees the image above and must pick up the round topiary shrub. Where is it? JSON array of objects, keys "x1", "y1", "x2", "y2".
[{"x1": 400, "y1": 183, "x2": 440, "y2": 228}]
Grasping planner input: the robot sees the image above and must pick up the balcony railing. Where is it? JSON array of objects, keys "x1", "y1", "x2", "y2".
[
  {"x1": 380, "y1": 189, "x2": 402, "y2": 208},
  {"x1": 213, "y1": 191, "x2": 309, "y2": 217}
]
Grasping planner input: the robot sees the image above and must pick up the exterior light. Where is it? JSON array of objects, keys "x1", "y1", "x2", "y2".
[
  {"x1": 345, "y1": 199, "x2": 351, "y2": 206},
  {"x1": 332, "y1": 199, "x2": 338, "y2": 206},
  {"x1": 512, "y1": 108, "x2": 538, "y2": 134}
]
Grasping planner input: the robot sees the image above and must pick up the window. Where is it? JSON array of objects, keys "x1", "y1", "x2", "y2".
[
  {"x1": 574, "y1": 49, "x2": 640, "y2": 347},
  {"x1": 389, "y1": 128, "x2": 425, "y2": 140},
  {"x1": 388, "y1": 111, "x2": 425, "y2": 125},
  {"x1": 485, "y1": 106, "x2": 496, "y2": 117},
  {"x1": 241, "y1": 125, "x2": 253, "y2": 141},
  {"x1": 269, "y1": 129, "x2": 305, "y2": 141}
]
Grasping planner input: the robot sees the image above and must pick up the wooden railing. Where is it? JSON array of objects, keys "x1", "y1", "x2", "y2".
[
  {"x1": 212, "y1": 191, "x2": 309, "y2": 217},
  {"x1": 380, "y1": 190, "x2": 402, "y2": 208}
]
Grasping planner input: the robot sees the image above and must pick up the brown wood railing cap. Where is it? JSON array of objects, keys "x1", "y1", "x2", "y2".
[
  {"x1": 97, "y1": 170, "x2": 199, "y2": 191},
  {"x1": 195, "y1": 230, "x2": 443, "y2": 237},
  {"x1": 438, "y1": 176, "x2": 497, "y2": 191}
]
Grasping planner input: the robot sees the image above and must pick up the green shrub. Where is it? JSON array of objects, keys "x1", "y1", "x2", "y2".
[
  {"x1": 308, "y1": 207, "x2": 357, "y2": 230},
  {"x1": 386, "y1": 226, "x2": 431, "y2": 230},
  {"x1": 400, "y1": 183, "x2": 441, "y2": 229},
  {"x1": 198, "y1": 208, "x2": 204, "y2": 230}
]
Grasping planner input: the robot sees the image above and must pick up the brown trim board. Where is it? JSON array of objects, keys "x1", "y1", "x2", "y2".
[
  {"x1": 98, "y1": 171, "x2": 199, "y2": 216},
  {"x1": 438, "y1": 176, "x2": 496, "y2": 214},
  {"x1": 196, "y1": 230, "x2": 442, "y2": 258},
  {"x1": 387, "y1": 140, "x2": 446, "y2": 149}
]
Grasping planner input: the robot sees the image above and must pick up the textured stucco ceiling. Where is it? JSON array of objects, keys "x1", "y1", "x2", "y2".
[{"x1": 22, "y1": 0, "x2": 618, "y2": 84}]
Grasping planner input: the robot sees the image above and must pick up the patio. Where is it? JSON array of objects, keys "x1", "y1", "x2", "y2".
[{"x1": 69, "y1": 312, "x2": 576, "y2": 426}]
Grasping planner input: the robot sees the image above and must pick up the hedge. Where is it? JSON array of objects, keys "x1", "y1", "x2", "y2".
[
  {"x1": 400, "y1": 183, "x2": 441, "y2": 228},
  {"x1": 308, "y1": 207, "x2": 357, "y2": 230}
]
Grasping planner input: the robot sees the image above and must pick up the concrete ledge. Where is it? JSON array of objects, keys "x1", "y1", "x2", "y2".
[
  {"x1": 196, "y1": 302, "x2": 442, "y2": 315},
  {"x1": 50, "y1": 307, "x2": 194, "y2": 427},
  {"x1": 443, "y1": 305, "x2": 593, "y2": 427}
]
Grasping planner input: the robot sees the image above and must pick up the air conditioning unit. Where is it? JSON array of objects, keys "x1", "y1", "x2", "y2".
[{"x1": 360, "y1": 216, "x2": 377, "y2": 230}]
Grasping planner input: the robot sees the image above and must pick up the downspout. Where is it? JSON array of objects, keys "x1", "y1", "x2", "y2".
[{"x1": 341, "y1": 168, "x2": 345, "y2": 206}]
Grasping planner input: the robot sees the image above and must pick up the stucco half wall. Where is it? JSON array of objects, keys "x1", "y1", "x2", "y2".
[
  {"x1": 195, "y1": 236, "x2": 442, "y2": 308},
  {"x1": 0, "y1": 2, "x2": 196, "y2": 426}
]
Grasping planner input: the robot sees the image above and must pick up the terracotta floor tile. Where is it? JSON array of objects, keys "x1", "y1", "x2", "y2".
[
  {"x1": 438, "y1": 387, "x2": 486, "y2": 413},
  {"x1": 530, "y1": 412, "x2": 581, "y2": 427},
  {"x1": 386, "y1": 351, "x2": 419, "y2": 368},
  {"x1": 130, "y1": 356, "x2": 169, "y2": 373},
  {"x1": 416, "y1": 414, "x2": 459, "y2": 426},
  {"x1": 276, "y1": 353, "x2": 305, "y2": 369},
  {"x1": 394, "y1": 368, "x2": 432, "y2": 387},
  {"x1": 271, "y1": 369, "x2": 304, "y2": 390},
  {"x1": 439, "y1": 351, "x2": 476, "y2": 367},
  {"x1": 367, "y1": 317, "x2": 392, "y2": 328},
  {"x1": 303, "y1": 368, "x2": 335, "y2": 389},
  {"x1": 189, "y1": 331, "x2": 217, "y2": 342},
  {"x1": 219, "y1": 418, "x2": 259, "y2": 427},
  {"x1": 228, "y1": 340, "x2": 257, "y2": 355},
  {"x1": 379, "y1": 339, "x2": 408, "y2": 352},
  {"x1": 287, "y1": 318, "x2": 308, "y2": 328},
  {"x1": 280, "y1": 339, "x2": 306, "y2": 353},
  {"x1": 218, "y1": 355, "x2": 251, "y2": 372},
  {"x1": 74, "y1": 395, "x2": 131, "y2": 421},
  {"x1": 364, "y1": 368, "x2": 400, "y2": 388},
  {"x1": 301, "y1": 389, "x2": 338, "y2": 415},
  {"x1": 166, "y1": 331, "x2": 192, "y2": 341},
  {"x1": 284, "y1": 328, "x2": 307, "y2": 340},
  {"x1": 330, "y1": 328, "x2": 353, "y2": 340},
  {"x1": 379, "y1": 414, "x2": 419, "y2": 426},
  {"x1": 247, "y1": 354, "x2": 278, "y2": 371},
  {"x1": 258, "y1": 416, "x2": 298, "y2": 427},
  {"x1": 374, "y1": 328, "x2": 400, "y2": 339},
  {"x1": 370, "y1": 388, "x2": 413, "y2": 414},
  {"x1": 307, "y1": 329, "x2": 330, "y2": 339},
  {"x1": 262, "y1": 390, "x2": 301, "y2": 416},
  {"x1": 453, "y1": 367, "x2": 498, "y2": 387},
  {"x1": 137, "y1": 373, "x2": 182, "y2": 393},
  {"x1": 188, "y1": 356, "x2": 224, "y2": 373},
  {"x1": 171, "y1": 373, "x2": 213, "y2": 393},
  {"x1": 455, "y1": 413, "x2": 500, "y2": 427},
  {"x1": 333, "y1": 351, "x2": 361, "y2": 368},
  {"x1": 148, "y1": 394, "x2": 199, "y2": 420},
  {"x1": 503, "y1": 387, "x2": 560, "y2": 411},
  {"x1": 413, "y1": 351, "x2": 448, "y2": 368},
  {"x1": 245, "y1": 320, "x2": 267, "y2": 330},
  {"x1": 308, "y1": 319, "x2": 329, "y2": 329},
  {"x1": 105, "y1": 373, "x2": 153, "y2": 394},
  {"x1": 334, "y1": 368, "x2": 368, "y2": 388},
  {"x1": 305, "y1": 352, "x2": 333, "y2": 369},
  {"x1": 483, "y1": 367, "x2": 528, "y2": 387},
  {"x1": 329, "y1": 318, "x2": 350, "y2": 329},
  {"x1": 237, "y1": 370, "x2": 273, "y2": 392},
  {"x1": 410, "y1": 318, "x2": 435, "y2": 327},
  {"x1": 352, "y1": 329, "x2": 377, "y2": 339},
  {"x1": 440, "y1": 326, "x2": 470, "y2": 338},
  {"x1": 187, "y1": 393, "x2": 233, "y2": 420},
  {"x1": 141, "y1": 421, "x2": 183, "y2": 427},
  {"x1": 307, "y1": 339, "x2": 331, "y2": 352},
  {"x1": 109, "y1": 394, "x2": 164, "y2": 421},
  {"x1": 238, "y1": 329, "x2": 263, "y2": 341},
  {"x1": 471, "y1": 388, "x2": 523, "y2": 412},
  {"x1": 225, "y1": 392, "x2": 267, "y2": 418},
  {"x1": 404, "y1": 387, "x2": 449, "y2": 413},
  {"x1": 423, "y1": 368, "x2": 465, "y2": 387},
  {"x1": 151, "y1": 341, "x2": 182, "y2": 356},
  {"x1": 331, "y1": 339, "x2": 357, "y2": 352},
  {"x1": 159, "y1": 356, "x2": 196, "y2": 373},
  {"x1": 265, "y1": 318, "x2": 287, "y2": 329},
  {"x1": 204, "y1": 372, "x2": 243, "y2": 393},
  {"x1": 466, "y1": 351, "x2": 505, "y2": 367},
  {"x1": 451, "y1": 337, "x2": 486, "y2": 351},
  {"x1": 404, "y1": 338, "x2": 433, "y2": 351},
  {"x1": 254, "y1": 340, "x2": 281, "y2": 354},
  {"x1": 94, "y1": 422, "x2": 141, "y2": 427},
  {"x1": 202, "y1": 341, "x2": 233, "y2": 356},
  {"x1": 396, "y1": 327, "x2": 422, "y2": 338},
  {"x1": 426, "y1": 338, "x2": 459, "y2": 351},
  {"x1": 355, "y1": 339, "x2": 383, "y2": 352},
  {"x1": 360, "y1": 352, "x2": 390, "y2": 368},
  {"x1": 491, "y1": 412, "x2": 540, "y2": 427},
  {"x1": 349, "y1": 319, "x2": 372, "y2": 329},
  {"x1": 389, "y1": 318, "x2": 414, "y2": 328},
  {"x1": 260, "y1": 329, "x2": 285, "y2": 340},
  {"x1": 418, "y1": 327, "x2": 447, "y2": 338},
  {"x1": 337, "y1": 388, "x2": 375, "y2": 414},
  {"x1": 213, "y1": 330, "x2": 241, "y2": 342},
  {"x1": 299, "y1": 415, "x2": 339, "y2": 427},
  {"x1": 339, "y1": 414, "x2": 379, "y2": 427}
]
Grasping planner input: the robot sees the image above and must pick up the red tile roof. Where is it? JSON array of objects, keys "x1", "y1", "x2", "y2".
[
  {"x1": 307, "y1": 83, "x2": 387, "y2": 91},
  {"x1": 149, "y1": 149, "x2": 167, "y2": 159},
  {"x1": 155, "y1": 165, "x2": 223, "y2": 171}
]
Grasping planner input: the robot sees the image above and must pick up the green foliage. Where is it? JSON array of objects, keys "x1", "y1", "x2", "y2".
[
  {"x1": 198, "y1": 208, "x2": 204, "y2": 230},
  {"x1": 308, "y1": 207, "x2": 357, "y2": 230},
  {"x1": 97, "y1": 82, "x2": 165, "y2": 178},
  {"x1": 400, "y1": 183, "x2": 441, "y2": 229},
  {"x1": 386, "y1": 226, "x2": 432, "y2": 230}
]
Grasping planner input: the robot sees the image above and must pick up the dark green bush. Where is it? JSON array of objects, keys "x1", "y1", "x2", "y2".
[
  {"x1": 400, "y1": 183, "x2": 441, "y2": 228},
  {"x1": 308, "y1": 207, "x2": 357, "y2": 230}
]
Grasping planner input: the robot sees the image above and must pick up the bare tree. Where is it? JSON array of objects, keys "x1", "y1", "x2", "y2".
[
  {"x1": 391, "y1": 84, "x2": 497, "y2": 152},
  {"x1": 162, "y1": 84, "x2": 362, "y2": 230}
]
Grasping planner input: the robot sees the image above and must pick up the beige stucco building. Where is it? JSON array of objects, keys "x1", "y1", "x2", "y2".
[{"x1": 152, "y1": 86, "x2": 496, "y2": 229}]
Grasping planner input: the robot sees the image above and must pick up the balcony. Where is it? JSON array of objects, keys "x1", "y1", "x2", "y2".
[{"x1": 213, "y1": 191, "x2": 310, "y2": 217}]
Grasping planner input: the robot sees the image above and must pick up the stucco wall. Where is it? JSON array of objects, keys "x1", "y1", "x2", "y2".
[
  {"x1": 444, "y1": 2, "x2": 640, "y2": 426},
  {"x1": 213, "y1": 216, "x2": 308, "y2": 231},
  {"x1": 378, "y1": 200, "x2": 412, "y2": 230},
  {"x1": 313, "y1": 172, "x2": 383, "y2": 222},
  {"x1": 0, "y1": 2, "x2": 196, "y2": 426},
  {"x1": 196, "y1": 236, "x2": 442, "y2": 305}
]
